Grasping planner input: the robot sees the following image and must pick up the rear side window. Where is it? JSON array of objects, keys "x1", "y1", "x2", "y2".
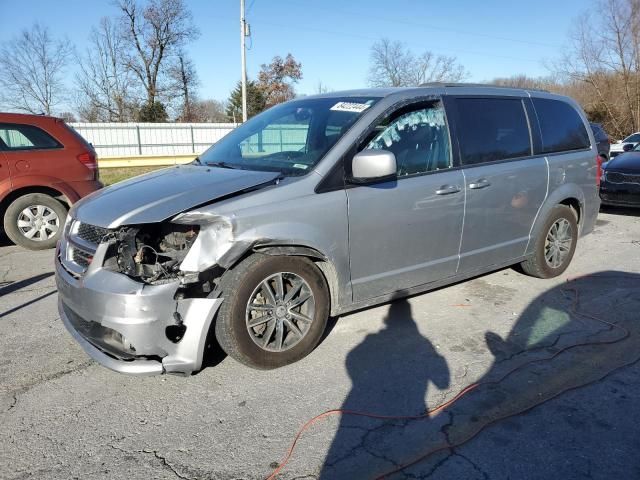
[
  {"x1": 0, "y1": 124, "x2": 61, "y2": 150},
  {"x1": 453, "y1": 98, "x2": 531, "y2": 166},
  {"x1": 533, "y1": 99, "x2": 590, "y2": 153}
]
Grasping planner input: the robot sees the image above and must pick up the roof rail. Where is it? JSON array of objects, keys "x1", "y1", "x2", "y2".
[{"x1": 418, "y1": 82, "x2": 549, "y2": 93}]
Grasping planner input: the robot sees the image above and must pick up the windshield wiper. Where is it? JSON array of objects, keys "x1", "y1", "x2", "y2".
[{"x1": 205, "y1": 161, "x2": 238, "y2": 169}]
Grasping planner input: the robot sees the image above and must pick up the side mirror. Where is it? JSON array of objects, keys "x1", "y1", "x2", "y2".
[
  {"x1": 623, "y1": 143, "x2": 634, "y2": 152},
  {"x1": 350, "y1": 149, "x2": 397, "y2": 183}
]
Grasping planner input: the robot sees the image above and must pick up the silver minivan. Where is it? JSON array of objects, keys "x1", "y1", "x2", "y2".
[{"x1": 55, "y1": 84, "x2": 601, "y2": 375}]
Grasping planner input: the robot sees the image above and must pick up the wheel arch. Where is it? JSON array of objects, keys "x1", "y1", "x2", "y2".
[
  {"x1": 214, "y1": 241, "x2": 342, "y2": 317},
  {"x1": 0, "y1": 185, "x2": 72, "y2": 221},
  {"x1": 526, "y1": 184, "x2": 586, "y2": 256}
]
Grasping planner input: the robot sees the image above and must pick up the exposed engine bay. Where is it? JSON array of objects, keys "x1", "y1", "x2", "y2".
[{"x1": 113, "y1": 224, "x2": 199, "y2": 284}]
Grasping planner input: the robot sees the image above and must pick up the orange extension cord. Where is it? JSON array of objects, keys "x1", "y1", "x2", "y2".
[{"x1": 265, "y1": 276, "x2": 634, "y2": 480}]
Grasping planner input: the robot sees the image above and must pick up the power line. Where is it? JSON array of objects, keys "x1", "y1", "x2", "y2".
[
  {"x1": 279, "y1": 0, "x2": 563, "y2": 49},
  {"x1": 250, "y1": 19, "x2": 543, "y2": 64}
]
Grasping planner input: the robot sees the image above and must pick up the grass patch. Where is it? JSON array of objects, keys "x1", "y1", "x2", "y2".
[{"x1": 99, "y1": 166, "x2": 165, "y2": 186}]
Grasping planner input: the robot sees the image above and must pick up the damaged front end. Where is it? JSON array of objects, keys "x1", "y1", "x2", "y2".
[
  {"x1": 111, "y1": 223, "x2": 200, "y2": 284},
  {"x1": 55, "y1": 214, "x2": 237, "y2": 376}
]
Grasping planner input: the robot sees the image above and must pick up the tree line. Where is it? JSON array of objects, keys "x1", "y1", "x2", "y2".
[{"x1": 2, "y1": 0, "x2": 638, "y2": 137}]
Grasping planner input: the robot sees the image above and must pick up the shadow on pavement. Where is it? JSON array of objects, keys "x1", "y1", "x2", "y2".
[
  {"x1": 0, "y1": 272, "x2": 56, "y2": 318},
  {"x1": 600, "y1": 205, "x2": 640, "y2": 216},
  {"x1": 321, "y1": 298, "x2": 450, "y2": 478},
  {"x1": 0, "y1": 272, "x2": 54, "y2": 297},
  {"x1": 320, "y1": 271, "x2": 640, "y2": 479},
  {"x1": 0, "y1": 233, "x2": 12, "y2": 247}
]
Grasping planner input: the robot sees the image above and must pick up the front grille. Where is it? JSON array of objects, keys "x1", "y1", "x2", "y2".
[
  {"x1": 606, "y1": 171, "x2": 640, "y2": 184},
  {"x1": 606, "y1": 172, "x2": 626, "y2": 183},
  {"x1": 77, "y1": 223, "x2": 109, "y2": 245},
  {"x1": 72, "y1": 248, "x2": 93, "y2": 268},
  {"x1": 59, "y1": 221, "x2": 108, "y2": 277}
]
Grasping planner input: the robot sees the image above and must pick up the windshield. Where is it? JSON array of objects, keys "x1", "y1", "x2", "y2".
[
  {"x1": 198, "y1": 96, "x2": 379, "y2": 176},
  {"x1": 623, "y1": 133, "x2": 640, "y2": 143}
]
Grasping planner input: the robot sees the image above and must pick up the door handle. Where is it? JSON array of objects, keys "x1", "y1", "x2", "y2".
[
  {"x1": 435, "y1": 185, "x2": 461, "y2": 195},
  {"x1": 468, "y1": 179, "x2": 491, "y2": 189}
]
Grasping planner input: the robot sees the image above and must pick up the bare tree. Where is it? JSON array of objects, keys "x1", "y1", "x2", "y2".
[
  {"x1": 0, "y1": 24, "x2": 72, "y2": 114},
  {"x1": 169, "y1": 51, "x2": 199, "y2": 121},
  {"x1": 553, "y1": 0, "x2": 640, "y2": 138},
  {"x1": 118, "y1": 0, "x2": 199, "y2": 109},
  {"x1": 315, "y1": 81, "x2": 331, "y2": 94},
  {"x1": 368, "y1": 38, "x2": 467, "y2": 87},
  {"x1": 76, "y1": 17, "x2": 138, "y2": 122},
  {"x1": 490, "y1": 74, "x2": 563, "y2": 91},
  {"x1": 257, "y1": 54, "x2": 303, "y2": 107},
  {"x1": 191, "y1": 99, "x2": 229, "y2": 122}
]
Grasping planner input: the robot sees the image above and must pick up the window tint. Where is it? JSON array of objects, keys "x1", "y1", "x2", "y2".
[
  {"x1": 0, "y1": 124, "x2": 60, "y2": 150},
  {"x1": 365, "y1": 102, "x2": 451, "y2": 176},
  {"x1": 533, "y1": 98, "x2": 590, "y2": 153},
  {"x1": 454, "y1": 98, "x2": 530, "y2": 166},
  {"x1": 623, "y1": 133, "x2": 640, "y2": 143}
]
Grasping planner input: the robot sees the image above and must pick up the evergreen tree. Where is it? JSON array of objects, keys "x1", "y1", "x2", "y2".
[{"x1": 226, "y1": 80, "x2": 267, "y2": 122}]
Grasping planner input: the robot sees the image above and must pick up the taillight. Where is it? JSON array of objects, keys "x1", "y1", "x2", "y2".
[
  {"x1": 596, "y1": 154, "x2": 603, "y2": 186},
  {"x1": 77, "y1": 151, "x2": 96, "y2": 168},
  {"x1": 77, "y1": 151, "x2": 99, "y2": 181}
]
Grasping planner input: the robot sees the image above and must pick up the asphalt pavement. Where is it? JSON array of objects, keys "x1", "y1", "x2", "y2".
[{"x1": 1, "y1": 206, "x2": 639, "y2": 480}]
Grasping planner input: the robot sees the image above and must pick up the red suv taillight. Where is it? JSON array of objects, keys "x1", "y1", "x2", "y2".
[
  {"x1": 77, "y1": 151, "x2": 97, "y2": 169},
  {"x1": 77, "y1": 150, "x2": 99, "y2": 180},
  {"x1": 596, "y1": 154, "x2": 603, "y2": 186}
]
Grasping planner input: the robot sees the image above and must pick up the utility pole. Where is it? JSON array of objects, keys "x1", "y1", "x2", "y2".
[{"x1": 240, "y1": 0, "x2": 248, "y2": 123}]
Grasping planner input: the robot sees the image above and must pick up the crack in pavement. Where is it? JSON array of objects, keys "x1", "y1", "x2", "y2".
[
  {"x1": 452, "y1": 451, "x2": 490, "y2": 480},
  {"x1": 109, "y1": 443, "x2": 199, "y2": 480},
  {"x1": 2, "y1": 360, "x2": 93, "y2": 412},
  {"x1": 7, "y1": 393, "x2": 17, "y2": 412}
]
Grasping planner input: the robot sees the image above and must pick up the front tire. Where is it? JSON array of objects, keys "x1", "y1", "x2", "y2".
[
  {"x1": 215, "y1": 254, "x2": 330, "y2": 369},
  {"x1": 3, "y1": 193, "x2": 67, "y2": 250},
  {"x1": 520, "y1": 205, "x2": 578, "y2": 278}
]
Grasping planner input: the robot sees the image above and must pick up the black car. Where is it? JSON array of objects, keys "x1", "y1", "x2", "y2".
[
  {"x1": 600, "y1": 146, "x2": 640, "y2": 207},
  {"x1": 590, "y1": 122, "x2": 611, "y2": 161}
]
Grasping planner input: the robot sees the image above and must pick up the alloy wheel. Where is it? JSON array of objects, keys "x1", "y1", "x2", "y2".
[
  {"x1": 544, "y1": 218, "x2": 573, "y2": 268},
  {"x1": 245, "y1": 272, "x2": 316, "y2": 352}
]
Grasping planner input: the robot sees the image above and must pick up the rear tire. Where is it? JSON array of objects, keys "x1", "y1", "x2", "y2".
[
  {"x1": 215, "y1": 254, "x2": 330, "y2": 369},
  {"x1": 3, "y1": 193, "x2": 67, "y2": 250},
  {"x1": 520, "y1": 205, "x2": 578, "y2": 279}
]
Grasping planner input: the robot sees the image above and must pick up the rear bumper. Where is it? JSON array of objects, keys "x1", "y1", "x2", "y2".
[
  {"x1": 66, "y1": 180, "x2": 103, "y2": 200},
  {"x1": 55, "y1": 255, "x2": 222, "y2": 375}
]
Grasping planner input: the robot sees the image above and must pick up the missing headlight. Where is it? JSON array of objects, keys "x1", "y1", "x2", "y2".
[{"x1": 114, "y1": 223, "x2": 199, "y2": 284}]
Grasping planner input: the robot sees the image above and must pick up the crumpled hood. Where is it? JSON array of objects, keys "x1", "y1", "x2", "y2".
[{"x1": 72, "y1": 165, "x2": 280, "y2": 228}]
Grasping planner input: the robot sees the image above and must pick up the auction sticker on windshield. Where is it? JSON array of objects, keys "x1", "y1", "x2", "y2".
[{"x1": 330, "y1": 102, "x2": 371, "y2": 113}]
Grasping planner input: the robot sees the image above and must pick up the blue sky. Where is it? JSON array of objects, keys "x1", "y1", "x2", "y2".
[{"x1": 0, "y1": 0, "x2": 589, "y2": 104}]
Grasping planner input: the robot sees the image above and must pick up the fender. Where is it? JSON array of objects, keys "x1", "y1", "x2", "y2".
[
  {"x1": 525, "y1": 183, "x2": 586, "y2": 256},
  {"x1": 214, "y1": 240, "x2": 344, "y2": 316},
  {"x1": 3, "y1": 175, "x2": 79, "y2": 204}
]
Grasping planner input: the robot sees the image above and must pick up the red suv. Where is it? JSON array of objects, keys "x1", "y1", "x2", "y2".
[{"x1": 0, "y1": 113, "x2": 102, "y2": 250}]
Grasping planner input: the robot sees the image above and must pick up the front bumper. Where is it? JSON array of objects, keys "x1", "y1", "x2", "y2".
[
  {"x1": 600, "y1": 181, "x2": 640, "y2": 207},
  {"x1": 56, "y1": 254, "x2": 223, "y2": 376}
]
